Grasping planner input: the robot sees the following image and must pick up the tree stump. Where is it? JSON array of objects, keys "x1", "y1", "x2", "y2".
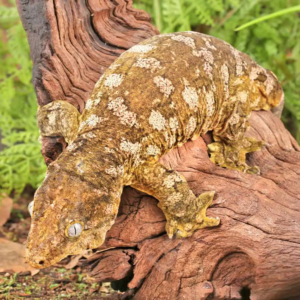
[{"x1": 17, "y1": 1, "x2": 300, "y2": 299}]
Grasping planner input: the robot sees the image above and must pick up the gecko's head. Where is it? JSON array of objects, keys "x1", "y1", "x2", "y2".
[
  {"x1": 253, "y1": 68, "x2": 284, "y2": 116},
  {"x1": 26, "y1": 162, "x2": 119, "y2": 269}
]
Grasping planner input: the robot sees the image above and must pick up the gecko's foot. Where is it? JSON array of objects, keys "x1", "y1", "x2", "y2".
[
  {"x1": 166, "y1": 191, "x2": 220, "y2": 239},
  {"x1": 208, "y1": 136, "x2": 264, "y2": 174}
]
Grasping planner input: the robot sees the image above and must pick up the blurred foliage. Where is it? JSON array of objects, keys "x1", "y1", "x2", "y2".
[
  {"x1": 0, "y1": 0, "x2": 46, "y2": 196},
  {"x1": 0, "y1": 0, "x2": 299, "y2": 195}
]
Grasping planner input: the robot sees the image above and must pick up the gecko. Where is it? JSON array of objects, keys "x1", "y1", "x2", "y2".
[{"x1": 26, "y1": 31, "x2": 284, "y2": 269}]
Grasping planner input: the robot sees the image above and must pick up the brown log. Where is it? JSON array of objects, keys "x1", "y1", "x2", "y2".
[
  {"x1": 17, "y1": 1, "x2": 300, "y2": 299},
  {"x1": 17, "y1": 0, "x2": 158, "y2": 164}
]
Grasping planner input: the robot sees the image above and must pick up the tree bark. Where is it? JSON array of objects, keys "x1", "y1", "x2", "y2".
[
  {"x1": 17, "y1": 0, "x2": 158, "y2": 164},
  {"x1": 17, "y1": 1, "x2": 300, "y2": 299}
]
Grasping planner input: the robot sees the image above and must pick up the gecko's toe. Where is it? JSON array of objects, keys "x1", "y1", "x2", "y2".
[{"x1": 245, "y1": 165, "x2": 260, "y2": 175}]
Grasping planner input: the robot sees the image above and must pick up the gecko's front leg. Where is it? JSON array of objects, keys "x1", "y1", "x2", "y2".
[
  {"x1": 131, "y1": 162, "x2": 220, "y2": 238},
  {"x1": 37, "y1": 100, "x2": 81, "y2": 144}
]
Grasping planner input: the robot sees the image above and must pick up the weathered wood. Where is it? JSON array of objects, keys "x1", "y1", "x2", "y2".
[
  {"x1": 17, "y1": 0, "x2": 158, "y2": 164},
  {"x1": 17, "y1": 1, "x2": 300, "y2": 299}
]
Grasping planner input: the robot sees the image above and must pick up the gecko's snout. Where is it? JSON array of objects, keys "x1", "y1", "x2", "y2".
[{"x1": 26, "y1": 254, "x2": 49, "y2": 269}]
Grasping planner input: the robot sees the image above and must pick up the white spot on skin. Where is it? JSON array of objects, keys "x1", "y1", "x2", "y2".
[
  {"x1": 121, "y1": 143, "x2": 143, "y2": 166},
  {"x1": 120, "y1": 139, "x2": 141, "y2": 155},
  {"x1": 109, "y1": 63, "x2": 121, "y2": 71},
  {"x1": 233, "y1": 78, "x2": 244, "y2": 86},
  {"x1": 221, "y1": 64, "x2": 229, "y2": 99},
  {"x1": 149, "y1": 110, "x2": 166, "y2": 131},
  {"x1": 252, "y1": 69, "x2": 278, "y2": 96},
  {"x1": 249, "y1": 66, "x2": 265, "y2": 81},
  {"x1": 153, "y1": 98, "x2": 161, "y2": 105},
  {"x1": 146, "y1": 145, "x2": 161, "y2": 156},
  {"x1": 127, "y1": 44, "x2": 156, "y2": 53},
  {"x1": 202, "y1": 87, "x2": 215, "y2": 117},
  {"x1": 265, "y1": 73, "x2": 276, "y2": 95},
  {"x1": 104, "y1": 74, "x2": 124, "y2": 89},
  {"x1": 203, "y1": 62, "x2": 213, "y2": 80},
  {"x1": 95, "y1": 74, "x2": 105, "y2": 88},
  {"x1": 186, "y1": 117, "x2": 197, "y2": 135},
  {"x1": 108, "y1": 97, "x2": 138, "y2": 128},
  {"x1": 166, "y1": 192, "x2": 183, "y2": 205},
  {"x1": 132, "y1": 155, "x2": 144, "y2": 168},
  {"x1": 182, "y1": 78, "x2": 190, "y2": 86},
  {"x1": 237, "y1": 91, "x2": 248, "y2": 103},
  {"x1": 82, "y1": 132, "x2": 97, "y2": 139},
  {"x1": 231, "y1": 47, "x2": 244, "y2": 76},
  {"x1": 194, "y1": 48, "x2": 214, "y2": 64},
  {"x1": 163, "y1": 131, "x2": 176, "y2": 148},
  {"x1": 154, "y1": 76, "x2": 175, "y2": 98},
  {"x1": 104, "y1": 146, "x2": 115, "y2": 153},
  {"x1": 79, "y1": 115, "x2": 103, "y2": 131},
  {"x1": 134, "y1": 57, "x2": 161, "y2": 72},
  {"x1": 169, "y1": 117, "x2": 179, "y2": 132},
  {"x1": 171, "y1": 35, "x2": 196, "y2": 48},
  {"x1": 47, "y1": 111, "x2": 57, "y2": 126},
  {"x1": 170, "y1": 102, "x2": 176, "y2": 109},
  {"x1": 161, "y1": 33, "x2": 175, "y2": 38},
  {"x1": 85, "y1": 99, "x2": 93, "y2": 110},
  {"x1": 94, "y1": 91, "x2": 102, "y2": 104},
  {"x1": 76, "y1": 161, "x2": 84, "y2": 174},
  {"x1": 67, "y1": 141, "x2": 84, "y2": 152},
  {"x1": 105, "y1": 165, "x2": 124, "y2": 177},
  {"x1": 86, "y1": 94, "x2": 101, "y2": 109},
  {"x1": 182, "y1": 86, "x2": 199, "y2": 111},
  {"x1": 203, "y1": 37, "x2": 217, "y2": 50},
  {"x1": 50, "y1": 102, "x2": 61, "y2": 110},
  {"x1": 163, "y1": 173, "x2": 184, "y2": 188},
  {"x1": 229, "y1": 114, "x2": 240, "y2": 125},
  {"x1": 104, "y1": 204, "x2": 114, "y2": 215}
]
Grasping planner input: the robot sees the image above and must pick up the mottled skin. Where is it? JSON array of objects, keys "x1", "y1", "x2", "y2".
[{"x1": 27, "y1": 32, "x2": 283, "y2": 268}]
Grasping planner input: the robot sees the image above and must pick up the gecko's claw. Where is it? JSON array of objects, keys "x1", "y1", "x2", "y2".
[
  {"x1": 165, "y1": 191, "x2": 220, "y2": 239},
  {"x1": 208, "y1": 136, "x2": 264, "y2": 174},
  {"x1": 166, "y1": 219, "x2": 178, "y2": 239}
]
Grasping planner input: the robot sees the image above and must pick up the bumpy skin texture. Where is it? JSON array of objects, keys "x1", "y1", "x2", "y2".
[{"x1": 27, "y1": 32, "x2": 283, "y2": 269}]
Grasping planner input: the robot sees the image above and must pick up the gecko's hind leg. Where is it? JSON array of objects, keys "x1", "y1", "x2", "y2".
[
  {"x1": 208, "y1": 134, "x2": 264, "y2": 174},
  {"x1": 131, "y1": 162, "x2": 220, "y2": 238},
  {"x1": 37, "y1": 100, "x2": 81, "y2": 144}
]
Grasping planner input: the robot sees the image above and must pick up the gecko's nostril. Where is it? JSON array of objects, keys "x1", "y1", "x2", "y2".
[{"x1": 38, "y1": 260, "x2": 44, "y2": 266}]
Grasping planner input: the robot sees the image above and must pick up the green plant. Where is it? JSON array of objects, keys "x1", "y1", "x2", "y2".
[
  {"x1": 0, "y1": 1, "x2": 46, "y2": 196},
  {"x1": 235, "y1": 5, "x2": 300, "y2": 31}
]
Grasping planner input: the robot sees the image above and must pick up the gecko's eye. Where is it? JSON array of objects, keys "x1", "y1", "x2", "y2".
[
  {"x1": 28, "y1": 201, "x2": 34, "y2": 217},
  {"x1": 65, "y1": 222, "x2": 84, "y2": 237}
]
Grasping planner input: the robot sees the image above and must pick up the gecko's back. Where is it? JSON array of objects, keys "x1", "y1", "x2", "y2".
[{"x1": 79, "y1": 32, "x2": 283, "y2": 165}]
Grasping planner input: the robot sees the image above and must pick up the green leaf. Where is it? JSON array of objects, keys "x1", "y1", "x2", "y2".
[{"x1": 235, "y1": 5, "x2": 300, "y2": 31}]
